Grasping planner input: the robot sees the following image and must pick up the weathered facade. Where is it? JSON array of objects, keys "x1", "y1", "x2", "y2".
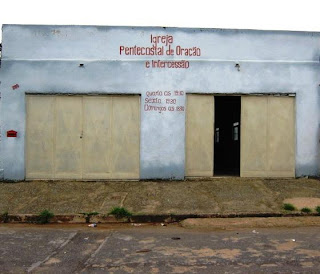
[{"x1": 0, "y1": 24, "x2": 319, "y2": 180}]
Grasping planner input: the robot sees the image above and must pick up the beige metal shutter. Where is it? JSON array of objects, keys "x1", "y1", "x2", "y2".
[
  {"x1": 186, "y1": 94, "x2": 214, "y2": 176},
  {"x1": 241, "y1": 96, "x2": 295, "y2": 177},
  {"x1": 26, "y1": 95, "x2": 140, "y2": 180},
  {"x1": 112, "y1": 96, "x2": 140, "y2": 179},
  {"x1": 26, "y1": 96, "x2": 55, "y2": 179},
  {"x1": 82, "y1": 97, "x2": 112, "y2": 179},
  {"x1": 54, "y1": 96, "x2": 83, "y2": 179}
]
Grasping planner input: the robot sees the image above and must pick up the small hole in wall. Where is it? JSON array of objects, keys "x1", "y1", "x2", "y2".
[
  {"x1": 79, "y1": 64, "x2": 84, "y2": 67},
  {"x1": 235, "y1": 63, "x2": 240, "y2": 71}
]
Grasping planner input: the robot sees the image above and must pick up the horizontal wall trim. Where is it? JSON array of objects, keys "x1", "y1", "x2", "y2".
[
  {"x1": 24, "y1": 92, "x2": 296, "y2": 97},
  {"x1": 2, "y1": 58, "x2": 319, "y2": 64},
  {"x1": 25, "y1": 92, "x2": 141, "y2": 96},
  {"x1": 186, "y1": 92, "x2": 296, "y2": 97}
]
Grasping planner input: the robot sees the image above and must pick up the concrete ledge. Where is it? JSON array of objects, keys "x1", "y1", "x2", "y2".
[
  {"x1": 181, "y1": 216, "x2": 320, "y2": 230},
  {"x1": 1, "y1": 212, "x2": 319, "y2": 224}
]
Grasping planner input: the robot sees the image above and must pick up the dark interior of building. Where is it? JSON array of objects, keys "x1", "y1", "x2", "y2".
[{"x1": 214, "y1": 96, "x2": 241, "y2": 176}]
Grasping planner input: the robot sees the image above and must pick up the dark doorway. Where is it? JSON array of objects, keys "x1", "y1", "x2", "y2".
[{"x1": 214, "y1": 96, "x2": 241, "y2": 176}]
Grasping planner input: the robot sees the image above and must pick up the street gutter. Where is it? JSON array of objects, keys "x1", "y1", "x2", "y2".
[{"x1": 1, "y1": 212, "x2": 319, "y2": 224}]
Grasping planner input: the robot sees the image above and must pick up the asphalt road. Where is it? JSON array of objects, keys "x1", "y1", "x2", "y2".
[{"x1": 0, "y1": 223, "x2": 319, "y2": 273}]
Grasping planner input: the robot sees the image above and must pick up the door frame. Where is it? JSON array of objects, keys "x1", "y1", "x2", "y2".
[{"x1": 185, "y1": 92, "x2": 296, "y2": 178}]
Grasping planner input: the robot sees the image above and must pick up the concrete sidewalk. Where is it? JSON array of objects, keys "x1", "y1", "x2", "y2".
[{"x1": 1, "y1": 177, "x2": 320, "y2": 219}]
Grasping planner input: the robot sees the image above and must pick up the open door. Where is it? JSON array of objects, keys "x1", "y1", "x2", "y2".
[
  {"x1": 186, "y1": 94, "x2": 214, "y2": 176},
  {"x1": 214, "y1": 96, "x2": 241, "y2": 176}
]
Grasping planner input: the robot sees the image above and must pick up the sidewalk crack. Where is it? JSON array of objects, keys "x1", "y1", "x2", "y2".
[
  {"x1": 79, "y1": 231, "x2": 114, "y2": 272},
  {"x1": 27, "y1": 231, "x2": 78, "y2": 273}
]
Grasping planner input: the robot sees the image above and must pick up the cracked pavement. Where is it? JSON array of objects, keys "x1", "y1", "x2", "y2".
[{"x1": 0, "y1": 223, "x2": 320, "y2": 273}]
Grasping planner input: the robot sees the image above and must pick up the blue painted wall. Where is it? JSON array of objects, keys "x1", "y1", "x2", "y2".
[{"x1": 0, "y1": 25, "x2": 319, "y2": 180}]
